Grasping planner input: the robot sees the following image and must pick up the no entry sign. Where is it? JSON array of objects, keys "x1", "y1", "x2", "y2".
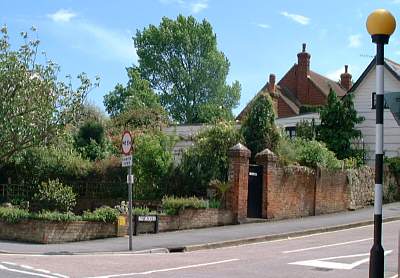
[{"x1": 121, "y1": 131, "x2": 133, "y2": 155}]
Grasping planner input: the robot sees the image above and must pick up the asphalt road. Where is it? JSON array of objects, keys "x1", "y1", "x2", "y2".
[{"x1": 1, "y1": 220, "x2": 399, "y2": 278}]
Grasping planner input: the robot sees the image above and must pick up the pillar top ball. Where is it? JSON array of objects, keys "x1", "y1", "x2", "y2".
[{"x1": 366, "y1": 9, "x2": 396, "y2": 36}]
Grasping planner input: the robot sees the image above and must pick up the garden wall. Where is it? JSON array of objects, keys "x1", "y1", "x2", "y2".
[
  {"x1": 0, "y1": 220, "x2": 119, "y2": 243},
  {"x1": 120, "y1": 209, "x2": 233, "y2": 235},
  {"x1": 229, "y1": 147, "x2": 399, "y2": 222}
]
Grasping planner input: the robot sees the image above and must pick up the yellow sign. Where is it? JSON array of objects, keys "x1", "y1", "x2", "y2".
[{"x1": 118, "y1": 216, "x2": 126, "y2": 226}]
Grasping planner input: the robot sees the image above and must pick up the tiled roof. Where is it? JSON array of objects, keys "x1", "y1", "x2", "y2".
[
  {"x1": 309, "y1": 70, "x2": 346, "y2": 97},
  {"x1": 385, "y1": 58, "x2": 400, "y2": 78}
]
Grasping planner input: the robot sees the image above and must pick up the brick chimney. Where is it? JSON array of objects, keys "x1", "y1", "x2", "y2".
[
  {"x1": 296, "y1": 43, "x2": 311, "y2": 104},
  {"x1": 267, "y1": 74, "x2": 276, "y2": 93},
  {"x1": 267, "y1": 73, "x2": 278, "y2": 113},
  {"x1": 340, "y1": 65, "x2": 352, "y2": 91}
]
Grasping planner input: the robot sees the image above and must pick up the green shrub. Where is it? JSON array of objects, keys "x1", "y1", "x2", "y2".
[
  {"x1": 0, "y1": 207, "x2": 30, "y2": 223},
  {"x1": 115, "y1": 201, "x2": 155, "y2": 215},
  {"x1": 208, "y1": 199, "x2": 221, "y2": 209},
  {"x1": 31, "y1": 211, "x2": 82, "y2": 222},
  {"x1": 133, "y1": 132, "x2": 175, "y2": 200},
  {"x1": 33, "y1": 179, "x2": 77, "y2": 212},
  {"x1": 162, "y1": 196, "x2": 208, "y2": 215},
  {"x1": 296, "y1": 120, "x2": 316, "y2": 140},
  {"x1": 386, "y1": 157, "x2": 400, "y2": 175},
  {"x1": 82, "y1": 207, "x2": 120, "y2": 223},
  {"x1": 179, "y1": 121, "x2": 243, "y2": 196},
  {"x1": 276, "y1": 138, "x2": 341, "y2": 170}
]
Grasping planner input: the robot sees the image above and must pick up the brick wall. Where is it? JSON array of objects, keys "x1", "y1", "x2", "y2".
[
  {"x1": 159, "y1": 209, "x2": 233, "y2": 232},
  {"x1": 0, "y1": 220, "x2": 118, "y2": 243},
  {"x1": 266, "y1": 166, "x2": 316, "y2": 219},
  {"x1": 315, "y1": 169, "x2": 349, "y2": 214}
]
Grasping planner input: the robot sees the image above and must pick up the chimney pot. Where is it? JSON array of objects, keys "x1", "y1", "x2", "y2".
[
  {"x1": 302, "y1": 43, "x2": 306, "y2": 52},
  {"x1": 268, "y1": 73, "x2": 276, "y2": 93},
  {"x1": 345, "y1": 65, "x2": 348, "y2": 73}
]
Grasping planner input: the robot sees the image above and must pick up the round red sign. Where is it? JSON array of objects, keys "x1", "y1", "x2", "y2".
[{"x1": 121, "y1": 131, "x2": 132, "y2": 155}]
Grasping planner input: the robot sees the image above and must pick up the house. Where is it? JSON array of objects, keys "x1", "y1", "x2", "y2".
[
  {"x1": 347, "y1": 58, "x2": 400, "y2": 164},
  {"x1": 237, "y1": 43, "x2": 350, "y2": 122}
]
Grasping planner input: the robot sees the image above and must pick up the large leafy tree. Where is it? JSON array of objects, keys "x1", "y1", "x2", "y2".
[
  {"x1": 134, "y1": 15, "x2": 241, "y2": 124},
  {"x1": 104, "y1": 67, "x2": 166, "y2": 129},
  {"x1": 317, "y1": 90, "x2": 364, "y2": 160},
  {"x1": 0, "y1": 26, "x2": 98, "y2": 167},
  {"x1": 241, "y1": 93, "x2": 280, "y2": 160}
]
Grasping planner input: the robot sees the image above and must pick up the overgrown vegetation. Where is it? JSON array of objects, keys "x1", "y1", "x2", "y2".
[
  {"x1": 161, "y1": 196, "x2": 208, "y2": 215},
  {"x1": 178, "y1": 121, "x2": 242, "y2": 196},
  {"x1": 33, "y1": 179, "x2": 77, "y2": 212},
  {"x1": 277, "y1": 137, "x2": 341, "y2": 169}
]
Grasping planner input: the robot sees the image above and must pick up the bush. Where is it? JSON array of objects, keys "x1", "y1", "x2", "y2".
[
  {"x1": 277, "y1": 138, "x2": 341, "y2": 169},
  {"x1": 296, "y1": 120, "x2": 315, "y2": 140},
  {"x1": 133, "y1": 132, "x2": 175, "y2": 200},
  {"x1": 0, "y1": 207, "x2": 30, "y2": 223},
  {"x1": 179, "y1": 121, "x2": 243, "y2": 196},
  {"x1": 31, "y1": 211, "x2": 82, "y2": 222},
  {"x1": 33, "y1": 179, "x2": 77, "y2": 212},
  {"x1": 162, "y1": 196, "x2": 208, "y2": 215},
  {"x1": 115, "y1": 201, "x2": 155, "y2": 215},
  {"x1": 82, "y1": 207, "x2": 120, "y2": 223}
]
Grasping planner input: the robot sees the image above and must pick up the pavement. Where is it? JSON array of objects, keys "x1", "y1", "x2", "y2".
[
  {"x1": 1, "y1": 220, "x2": 399, "y2": 277},
  {"x1": 1, "y1": 202, "x2": 400, "y2": 255}
]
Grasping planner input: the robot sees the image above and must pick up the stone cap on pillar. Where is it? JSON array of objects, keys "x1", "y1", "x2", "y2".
[
  {"x1": 255, "y1": 148, "x2": 278, "y2": 164},
  {"x1": 228, "y1": 143, "x2": 251, "y2": 158}
]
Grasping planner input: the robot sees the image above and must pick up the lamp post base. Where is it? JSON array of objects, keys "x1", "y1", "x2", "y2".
[{"x1": 369, "y1": 242, "x2": 384, "y2": 278}]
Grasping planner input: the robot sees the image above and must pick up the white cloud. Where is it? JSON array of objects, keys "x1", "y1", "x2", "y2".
[
  {"x1": 280, "y1": 11, "x2": 310, "y2": 25},
  {"x1": 190, "y1": 0, "x2": 208, "y2": 13},
  {"x1": 47, "y1": 9, "x2": 76, "y2": 23},
  {"x1": 78, "y1": 23, "x2": 138, "y2": 63},
  {"x1": 348, "y1": 34, "x2": 362, "y2": 48},
  {"x1": 257, "y1": 23, "x2": 271, "y2": 29},
  {"x1": 47, "y1": 15, "x2": 137, "y2": 63}
]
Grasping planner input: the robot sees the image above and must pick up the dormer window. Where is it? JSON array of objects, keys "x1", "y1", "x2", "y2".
[{"x1": 372, "y1": 92, "x2": 389, "y2": 109}]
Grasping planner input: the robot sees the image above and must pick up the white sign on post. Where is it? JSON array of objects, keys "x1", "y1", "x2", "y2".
[{"x1": 122, "y1": 155, "x2": 132, "y2": 167}]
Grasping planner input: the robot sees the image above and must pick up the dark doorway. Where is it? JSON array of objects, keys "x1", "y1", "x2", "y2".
[{"x1": 247, "y1": 164, "x2": 263, "y2": 218}]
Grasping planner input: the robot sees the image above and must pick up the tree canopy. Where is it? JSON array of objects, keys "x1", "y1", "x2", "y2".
[
  {"x1": 104, "y1": 67, "x2": 166, "y2": 129},
  {"x1": 0, "y1": 26, "x2": 98, "y2": 167},
  {"x1": 241, "y1": 93, "x2": 280, "y2": 160},
  {"x1": 317, "y1": 90, "x2": 364, "y2": 160},
  {"x1": 134, "y1": 15, "x2": 241, "y2": 124}
]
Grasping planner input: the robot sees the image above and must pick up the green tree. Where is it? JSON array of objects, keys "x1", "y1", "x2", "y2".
[
  {"x1": 317, "y1": 90, "x2": 364, "y2": 160},
  {"x1": 104, "y1": 67, "x2": 166, "y2": 129},
  {"x1": 0, "y1": 26, "x2": 98, "y2": 167},
  {"x1": 74, "y1": 120, "x2": 109, "y2": 161},
  {"x1": 241, "y1": 93, "x2": 280, "y2": 160},
  {"x1": 134, "y1": 15, "x2": 241, "y2": 124}
]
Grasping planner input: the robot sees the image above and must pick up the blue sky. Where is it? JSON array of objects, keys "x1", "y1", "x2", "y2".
[{"x1": 3, "y1": 0, "x2": 400, "y2": 116}]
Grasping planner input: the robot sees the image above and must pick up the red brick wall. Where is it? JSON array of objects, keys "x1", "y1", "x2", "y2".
[
  {"x1": 315, "y1": 169, "x2": 349, "y2": 214},
  {"x1": 266, "y1": 166, "x2": 316, "y2": 219},
  {"x1": 0, "y1": 220, "x2": 117, "y2": 243}
]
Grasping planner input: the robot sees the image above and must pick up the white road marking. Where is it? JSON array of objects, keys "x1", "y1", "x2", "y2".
[
  {"x1": 0, "y1": 263, "x2": 62, "y2": 278},
  {"x1": 0, "y1": 262, "x2": 69, "y2": 278},
  {"x1": 282, "y1": 238, "x2": 373, "y2": 253},
  {"x1": 86, "y1": 258, "x2": 240, "y2": 278},
  {"x1": 389, "y1": 275, "x2": 398, "y2": 278},
  {"x1": 289, "y1": 250, "x2": 392, "y2": 270}
]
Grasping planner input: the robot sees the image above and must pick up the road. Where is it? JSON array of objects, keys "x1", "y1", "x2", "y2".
[{"x1": 0, "y1": 220, "x2": 399, "y2": 278}]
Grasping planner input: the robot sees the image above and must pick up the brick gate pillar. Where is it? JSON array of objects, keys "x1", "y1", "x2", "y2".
[
  {"x1": 256, "y1": 148, "x2": 278, "y2": 219},
  {"x1": 227, "y1": 143, "x2": 251, "y2": 223}
]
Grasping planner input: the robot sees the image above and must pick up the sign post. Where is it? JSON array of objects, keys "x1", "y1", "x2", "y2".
[{"x1": 121, "y1": 131, "x2": 133, "y2": 251}]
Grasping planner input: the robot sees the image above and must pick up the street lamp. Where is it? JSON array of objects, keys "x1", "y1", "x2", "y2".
[{"x1": 366, "y1": 9, "x2": 396, "y2": 278}]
